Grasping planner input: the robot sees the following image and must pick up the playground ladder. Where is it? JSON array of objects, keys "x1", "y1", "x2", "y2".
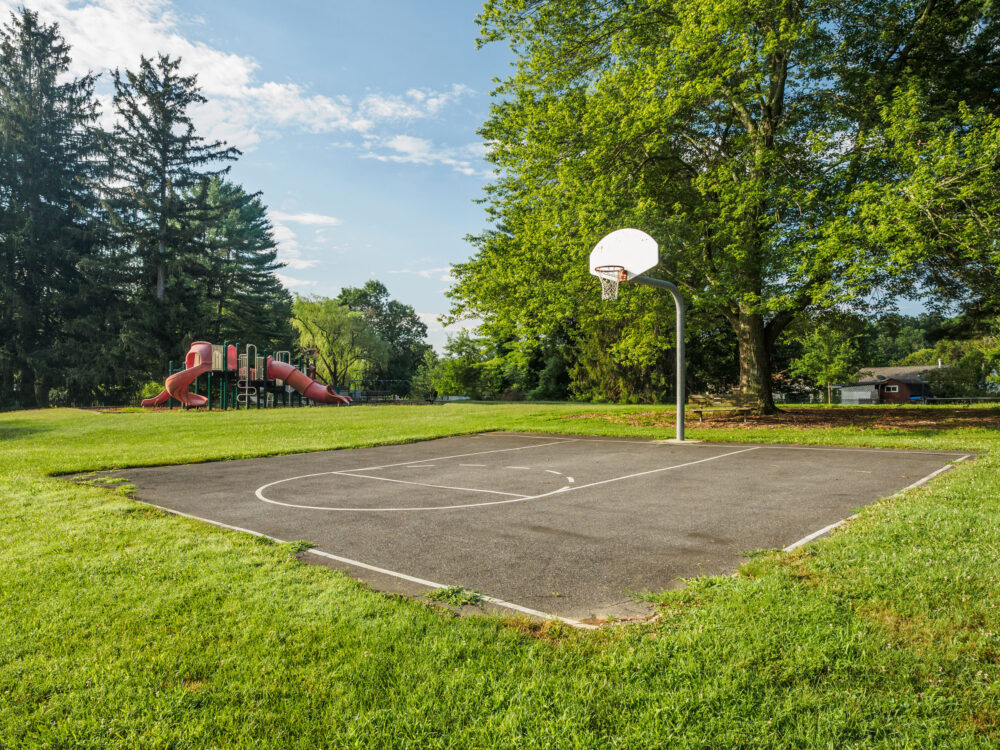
[{"x1": 237, "y1": 345, "x2": 258, "y2": 407}]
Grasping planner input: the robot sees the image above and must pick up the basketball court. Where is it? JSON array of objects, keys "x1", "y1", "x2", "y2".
[{"x1": 100, "y1": 432, "x2": 969, "y2": 626}]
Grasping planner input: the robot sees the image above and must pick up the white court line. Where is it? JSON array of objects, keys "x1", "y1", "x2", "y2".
[
  {"x1": 760, "y1": 445, "x2": 970, "y2": 457},
  {"x1": 545, "y1": 470, "x2": 563, "y2": 476},
  {"x1": 333, "y1": 471, "x2": 527, "y2": 498},
  {"x1": 130, "y1": 500, "x2": 596, "y2": 630},
  {"x1": 305, "y1": 548, "x2": 598, "y2": 630},
  {"x1": 507, "y1": 433, "x2": 970, "y2": 457},
  {"x1": 461, "y1": 464, "x2": 486, "y2": 467},
  {"x1": 507, "y1": 466, "x2": 531, "y2": 470},
  {"x1": 783, "y1": 455, "x2": 971, "y2": 552},
  {"x1": 255, "y1": 446, "x2": 760, "y2": 512},
  {"x1": 337, "y1": 438, "x2": 577, "y2": 473}
]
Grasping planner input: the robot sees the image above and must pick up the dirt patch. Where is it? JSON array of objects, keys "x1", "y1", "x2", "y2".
[{"x1": 571, "y1": 407, "x2": 1000, "y2": 431}]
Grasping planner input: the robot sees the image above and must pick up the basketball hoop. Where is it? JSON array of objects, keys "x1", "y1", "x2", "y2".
[{"x1": 594, "y1": 264, "x2": 627, "y2": 300}]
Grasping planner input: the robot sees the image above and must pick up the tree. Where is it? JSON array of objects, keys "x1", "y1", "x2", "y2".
[
  {"x1": 198, "y1": 178, "x2": 293, "y2": 348},
  {"x1": 454, "y1": 0, "x2": 1000, "y2": 412},
  {"x1": 408, "y1": 348, "x2": 440, "y2": 400},
  {"x1": 431, "y1": 331, "x2": 492, "y2": 399},
  {"x1": 108, "y1": 54, "x2": 239, "y2": 371},
  {"x1": 790, "y1": 320, "x2": 865, "y2": 405},
  {"x1": 291, "y1": 296, "x2": 388, "y2": 386},
  {"x1": 0, "y1": 9, "x2": 107, "y2": 407},
  {"x1": 337, "y1": 280, "x2": 430, "y2": 389}
]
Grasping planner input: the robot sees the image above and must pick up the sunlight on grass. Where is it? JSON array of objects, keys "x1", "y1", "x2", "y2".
[{"x1": 1, "y1": 404, "x2": 998, "y2": 746}]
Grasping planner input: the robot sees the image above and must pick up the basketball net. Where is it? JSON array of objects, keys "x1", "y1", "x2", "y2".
[{"x1": 594, "y1": 265, "x2": 627, "y2": 301}]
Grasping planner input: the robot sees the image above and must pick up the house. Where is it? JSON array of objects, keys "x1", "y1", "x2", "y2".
[{"x1": 840, "y1": 364, "x2": 944, "y2": 405}]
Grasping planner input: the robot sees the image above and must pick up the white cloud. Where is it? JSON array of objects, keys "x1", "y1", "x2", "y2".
[
  {"x1": 276, "y1": 273, "x2": 317, "y2": 289},
  {"x1": 270, "y1": 221, "x2": 319, "y2": 271},
  {"x1": 360, "y1": 84, "x2": 472, "y2": 120},
  {"x1": 1, "y1": 0, "x2": 472, "y2": 150},
  {"x1": 270, "y1": 210, "x2": 343, "y2": 227},
  {"x1": 361, "y1": 136, "x2": 488, "y2": 176}
]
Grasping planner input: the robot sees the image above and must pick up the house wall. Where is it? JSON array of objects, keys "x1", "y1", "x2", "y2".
[
  {"x1": 880, "y1": 379, "x2": 915, "y2": 404},
  {"x1": 841, "y1": 385, "x2": 878, "y2": 405}
]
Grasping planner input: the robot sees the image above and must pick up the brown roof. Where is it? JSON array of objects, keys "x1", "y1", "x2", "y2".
[{"x1": 853, "y1": 365, "x2": 941, "y2": 384}]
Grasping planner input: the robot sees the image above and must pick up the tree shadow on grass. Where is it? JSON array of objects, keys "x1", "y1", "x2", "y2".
[{"x1": 0, "y1": 420, "x2": 54, "y2": 441}]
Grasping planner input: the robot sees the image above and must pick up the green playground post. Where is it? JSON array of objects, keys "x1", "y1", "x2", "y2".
[
  {"x1": 221, "y1": 341, "x2": 228, "y2": 410},
  {"x1": 262, "y1": 350, "x2": 269, "y2": 409},
  {"x1": 233, "y1": 342, "x2": 239, "y2": 410}
]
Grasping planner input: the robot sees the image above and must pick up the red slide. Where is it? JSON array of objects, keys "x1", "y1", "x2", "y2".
[
  {"x1": 141, "y1": 341, "x2": 215, "y2": 407},
  {"x1": 267, "y1": 357, "x2": 351, "y2": 405}
]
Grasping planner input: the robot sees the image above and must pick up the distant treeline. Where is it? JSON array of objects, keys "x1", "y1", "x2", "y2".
[{"x1": 0, "y1": 9, "x2": 291, "y2": 408}]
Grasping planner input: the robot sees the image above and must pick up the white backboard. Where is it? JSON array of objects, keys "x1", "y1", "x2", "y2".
[{"x1": 589, "y1": 229, "x2": 658, "y2": 280}]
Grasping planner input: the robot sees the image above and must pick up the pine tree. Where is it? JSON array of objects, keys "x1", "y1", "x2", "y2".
[
  {"x1": 0, "y1": 9, "x2": 106, "y2": 407},
  {"x1": 108, "y1": 54, "x2": 238, "y2": 371},
  {"x1": 198, "y1": 178, "x2": 293, "y2": 347}
]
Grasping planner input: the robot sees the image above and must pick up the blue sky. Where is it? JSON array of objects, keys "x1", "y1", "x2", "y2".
[{"x1": 3, "y1": 0, "x2": 510, "y2": 348}]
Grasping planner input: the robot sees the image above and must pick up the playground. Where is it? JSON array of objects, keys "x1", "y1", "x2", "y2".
[
  {"x1": 99, "y1": 431, "x2": 970, "y2": 624},
  {"x1": 141, "y1": 341, "x2": 350, "y2": 409}
]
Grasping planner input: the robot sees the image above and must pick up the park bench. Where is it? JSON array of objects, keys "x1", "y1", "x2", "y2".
[
  {"x1": 687, "y1": 392, "x2": 754, "y2": 422},
  {"x1": 688, "y1": 406, "x2": 752, "y2": 423}
]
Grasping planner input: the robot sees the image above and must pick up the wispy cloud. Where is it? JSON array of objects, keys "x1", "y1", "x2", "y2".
[
  {"x1": 360, "y1": 85, "x2": 472, "y2": 120},
  {"x1": 269, "y1": 220, "x2": 321, "y2": 271},
  {"x1": 361, "y1": 136, "x2": 489, "y2": 176},
  {"x1": 276, "y1": 273, "x2": 317, "y2": 289},
  {"x1": 390, "y1": 266, "x2": 454, "y2": 282},
  {"x1": 270, "y1": 210, "x2": 343, "y2": 227}
]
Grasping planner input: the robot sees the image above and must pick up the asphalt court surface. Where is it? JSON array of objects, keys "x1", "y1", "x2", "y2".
[{"x1": 103, "y1": 433, "x2": 970, "y2": 623}]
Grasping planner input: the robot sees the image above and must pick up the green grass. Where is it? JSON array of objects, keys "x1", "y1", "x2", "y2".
[
  {"x1": 425, "y1": 586, "x2": 486, "y2": 608},
  {"x1": 1, "y1": 404, "x2": 999, "y2": 747}
]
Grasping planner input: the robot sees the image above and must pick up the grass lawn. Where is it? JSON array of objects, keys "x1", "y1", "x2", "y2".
[{"x1": 1, "y1": 403, "x2": 998, "y2": 747}]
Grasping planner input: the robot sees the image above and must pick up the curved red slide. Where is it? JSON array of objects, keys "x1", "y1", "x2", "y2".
[
  {"x1": 267, "y1": 357, "x2": 351, "y2": 405},
  {"x1": 141, "y1": 341, "x2": 214, "y2": 407}
]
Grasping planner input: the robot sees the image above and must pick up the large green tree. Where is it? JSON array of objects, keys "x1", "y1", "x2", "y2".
[
  {"x1": 337, "y1": 280, "x2": 430, "y2": 389},
  {"x1": 109, "y1": 54, "x2": 238, "y2": 371},
  {"x1": 291, "y1": 296, "x2": 388, "y2": 387},
  {"x1": 453, "y1": 0, "x2": 1000, "y2": 412},
  {"x1": 0, "y1": 9, "x2": 107, "y2": 407}
]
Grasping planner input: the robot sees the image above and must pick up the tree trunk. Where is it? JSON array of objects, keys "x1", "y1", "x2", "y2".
[
  {"x1": 34, "y1": 374, "x2": 49, "y2": 408},
  {"x1": 19, "y1": 364, "x2": 36, "y2": 409},
  {"x1": 156, "y1": 236, "x2": 167, "y2": 301},
  {"x1": 735, "y1": 308, "x2": 776, "y2": 414}
]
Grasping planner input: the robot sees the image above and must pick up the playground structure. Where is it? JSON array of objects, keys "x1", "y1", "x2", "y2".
[{"x1": 141, "y1": 341, "x2": 351, "y2": 409}]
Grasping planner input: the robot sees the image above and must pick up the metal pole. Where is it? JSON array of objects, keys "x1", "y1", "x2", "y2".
[{"x1": 631, "y1": 275, "x2": 685, "y2": 441}]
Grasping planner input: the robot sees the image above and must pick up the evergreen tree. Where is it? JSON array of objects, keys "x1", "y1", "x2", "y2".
[
  {"x1": 0, "y1": 9, "x2": 106, "y2": 407},
  {"x1": 198, "y1": 178, "x2": 293, "y2": 348},
  {"x1": 108, "y1": 54, "x2": 238, "y2": 371}
]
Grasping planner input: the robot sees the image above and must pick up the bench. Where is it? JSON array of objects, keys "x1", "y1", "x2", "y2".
[{"x1": 688, "y1": 406, "x2": 752, "y2": 423}]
